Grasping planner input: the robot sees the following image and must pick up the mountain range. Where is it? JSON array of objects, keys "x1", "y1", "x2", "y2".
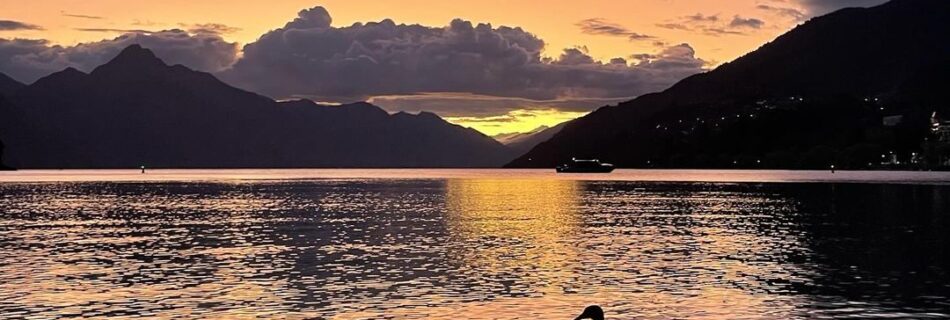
[
  {"x1": 0, "y1": 45, "x2": 514, "y2": 169},
  {"x1": 1, "y1": 0, "x2": 946, "y2": 170},
  {"x1": 508, "y1": 0, "x2": 950, "y2": 169},
  {"x1": 494, "y1": 123, "x2": 568, "y2": 156}
]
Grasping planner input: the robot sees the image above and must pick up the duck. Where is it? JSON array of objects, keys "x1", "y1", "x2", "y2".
[{"x1": 574, "y1": 305, "x2": 605, "y2": 320}]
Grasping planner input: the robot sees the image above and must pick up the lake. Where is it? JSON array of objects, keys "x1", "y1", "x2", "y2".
[{"x1": 1, "y1": 170, "x2": 949, "y2": 319}]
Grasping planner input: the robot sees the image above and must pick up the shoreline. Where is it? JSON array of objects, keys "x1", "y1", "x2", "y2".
[{"x1": 2, "y1": 168, "x2": 950, "y2": 185}]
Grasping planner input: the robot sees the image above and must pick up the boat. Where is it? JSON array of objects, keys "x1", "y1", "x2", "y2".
[{"x1": 556, "y1": 158, "x2": 615, "y2": 173}]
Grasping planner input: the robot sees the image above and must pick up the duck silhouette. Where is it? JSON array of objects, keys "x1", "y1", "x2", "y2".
[{"x1": 574, "y1": 305, "x2": 604, "y2": 320}]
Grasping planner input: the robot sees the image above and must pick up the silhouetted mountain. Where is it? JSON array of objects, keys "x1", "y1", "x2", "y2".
[
  {"x1": 0, "y1": 45, "x2": 514, "y2": 168},
  {"x1": 0, "y1": 139, "x2": 10, "y2": 170},
  {"x1": 494, "y1": 126, "x2": 549, "y2": 145},
  {"x1": 509, "y1": 0, "x2": 950, "y2": 169},
  {"x1": 0, "y1": 73, "x2": 23, "y2": 97},
  {"x1": 0, "y1": 72, "x2": 22, "y2": 170},
  {"x1": 494, "y1": 122, "x2": 568, "y2": 156}
]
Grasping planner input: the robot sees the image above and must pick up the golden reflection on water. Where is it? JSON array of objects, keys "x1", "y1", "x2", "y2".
[
  {"x1": 365, "y1": 180, "x2": 813, "y2": 319},
  {"x1": 445, "y1": 178, "x2": 581, "y2": 272}
]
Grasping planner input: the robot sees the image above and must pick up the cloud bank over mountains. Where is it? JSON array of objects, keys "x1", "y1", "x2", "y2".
[
  {"x1": 0, "y1": 1, "x2": 889, "y2": 118},
  {"x1": 0, "y1": 7, "x2": 704, "y2": 108},
  {"x1": 0, "y1": 30, "x2": 237, "y2": 83},
  {"x1": 219, "y1": 7, "x2": 705, "y2": 103}
]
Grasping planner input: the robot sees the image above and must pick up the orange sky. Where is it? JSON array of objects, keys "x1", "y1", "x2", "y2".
[
  {"x1": 0, "y1": 0, "x2": 814, "y2": 135},
  {"x1": 0, "y1": 0, "x2": 804, "y2": 63}
]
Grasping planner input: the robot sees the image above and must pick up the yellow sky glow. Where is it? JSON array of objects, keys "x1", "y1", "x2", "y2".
[{"x1": 446, "y1": 109, "x2": 589, "y2": 136}]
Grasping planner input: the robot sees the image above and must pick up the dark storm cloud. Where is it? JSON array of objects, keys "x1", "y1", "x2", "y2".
[
  {"x1": 0, "y1": 20, "x2": 43, "y2": 31},
  {"x1": 368, "y1": 43, "x2": 706, "y2": 117},
  {"x1": 221, "y1": 6, "x2": 706, "y2": 103},
  {"x1": 729, "y1": 16, "x2": 765, "y2": 29},
  {"x1": 0, "y1": 30, "x2": 238, "y2": 83},
  {"x1": 576, "y1": 18, "x2": 654, "y2": 40}
]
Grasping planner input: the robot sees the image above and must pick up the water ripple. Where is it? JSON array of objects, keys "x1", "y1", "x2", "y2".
[{"x1": 0, "y1": 179, "x2": 948, "y2": 319}]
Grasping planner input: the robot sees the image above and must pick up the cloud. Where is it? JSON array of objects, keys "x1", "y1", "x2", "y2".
[
  {"x1": 757, "y1": 0, "x2": 887, "y2": 20},
  {"x1": 686, "y1": 13, "x2": 720, "y2": 22},
  {"x1": 221, "y1": 6, "x2": 706, "y2": 103},
  {"x1": 0, "y1": 30, "x2": 238, "y2": 83},
  {"x1": 183, "y1": 23, "x2": 241, "y2": 35},
  {"x1": 656, "y1": 13, "x2": 758, "y2": 36},
  {"x1": 795, "y1": 0, "x2": 889, "y2": 16},
  {"x1": 61, "y1": 11, "x2": 104, "y2": 20},
  {"x1": 576, "y1": 18, "x2": 654, "y2": 40},
  {"x1": 0, "y1": 20, "x2": 43, "y2": 31},
  {"x1": 76, "y1": 28, "x2": 157, "y2": 33},
  {"x1": 756, "y1": 4, "x2": 807, "y2": 21},
  {"x1": 703, "y1": 28, "x2": 745, "y2": 36},
  {"x1": 554, "y1": 46, "x2": 597, "y2": 65},
  {"x1": 655, "y1": 23, "x2": 690, "y2": 31},
  {"x1": 729, "y1": 16, "x2": 765, "y2": 29},
  {"x1": 368, "y1": 93, "x2": 630, "y2": 118}
]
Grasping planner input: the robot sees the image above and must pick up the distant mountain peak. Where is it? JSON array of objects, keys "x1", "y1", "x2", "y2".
[
  {"x1": 493, "y1": 125, "x2": 553, "y2": 142},
  {"x1": 58, "y1": 67, "x2": 85, "y2": 74},
  {"x1": 28, "y1": 67, "x2": 88, "y2": 89},
  {"x1": 416, "y1": 111, "x2": 442, "y2": 120},
  {"x1": 528, "y1": 125, "x2": 551, "y2": 133},
  {"x1": 92, "y1": 45, "x2": 167, "y2": 75},
  {"x1": 114, "y1": 45, "x2": 163, "y2": 64}
]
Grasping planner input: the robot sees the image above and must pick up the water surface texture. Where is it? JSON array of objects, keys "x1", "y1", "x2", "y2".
[{"x1": 1, "y1": 170, "x2": 949, "y2": 319}]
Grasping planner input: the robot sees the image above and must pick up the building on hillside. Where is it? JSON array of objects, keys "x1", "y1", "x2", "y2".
[
  {"x1": 881, "y1": 151, "x2": 900, "y2": 166},
  {"x1": 932, "y1": 112, "x2": 950, "y2": 142},
  {"x1": 932, "y1": 112, "x2": 950, "y2": 167}
]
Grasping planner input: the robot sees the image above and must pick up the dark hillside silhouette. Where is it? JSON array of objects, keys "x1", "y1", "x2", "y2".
[
  {"x1": 0, "y1": 73, "x2": 23, "y2": 97},
  {"x1": 508, "y1": 0, "x2": 950, "y2": 169},
  {"x1": 0, "y1": 45, "x2": 515, "y2": 168},
  {"x1": 0, "y1": 140, "x2": 10, "y2": 170},
  {"x1": 0, "y1": 73, "x2": 22, "y2": 170}
]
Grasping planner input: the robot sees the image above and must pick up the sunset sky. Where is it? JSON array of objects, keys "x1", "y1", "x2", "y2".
[{"x1": 0, "y1": 0, "x2": 886, "y2": 135}]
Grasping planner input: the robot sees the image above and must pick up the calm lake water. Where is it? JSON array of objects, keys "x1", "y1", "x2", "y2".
[{"x1": 1, "y1": 170, "x2": 949, "y2": 319}]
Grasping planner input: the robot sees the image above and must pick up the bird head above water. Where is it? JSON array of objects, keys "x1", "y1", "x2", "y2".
[{"x1": 574, "y1": 305, "x2": 605, "y2": 320}]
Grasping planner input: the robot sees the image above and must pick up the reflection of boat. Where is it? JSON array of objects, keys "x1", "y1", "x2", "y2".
[{"x1": 556, "y1": 158, "x2": 615, "y2": 173}]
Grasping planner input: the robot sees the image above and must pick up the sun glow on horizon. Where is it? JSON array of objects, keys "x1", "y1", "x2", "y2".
[{"x1": 445, "y1": 109, "x2": 588, "y2": 136}]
